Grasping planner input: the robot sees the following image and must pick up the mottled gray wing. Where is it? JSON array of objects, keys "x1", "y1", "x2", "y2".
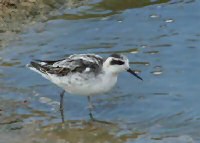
[{"x1": 30, "y1": 54, "x2": 103, "y2": 76}]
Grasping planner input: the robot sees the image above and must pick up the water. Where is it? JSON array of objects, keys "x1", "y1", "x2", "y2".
[{"x1": 0, "y1": 0, "x2": 200, "y2": 142}]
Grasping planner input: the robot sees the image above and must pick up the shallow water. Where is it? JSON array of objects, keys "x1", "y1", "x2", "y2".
[{"x1": 0, "y1": 0, "x2": 200, "y2": 142}]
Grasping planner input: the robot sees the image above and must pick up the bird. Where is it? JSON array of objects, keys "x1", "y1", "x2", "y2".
[{"x1": 27, "y1": 53, "x2": 142, "y2": 122}]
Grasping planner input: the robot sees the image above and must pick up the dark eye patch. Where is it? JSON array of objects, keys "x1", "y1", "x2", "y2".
[{"x1": 110, "y1": 60, "x2": 125, "y2": 65}]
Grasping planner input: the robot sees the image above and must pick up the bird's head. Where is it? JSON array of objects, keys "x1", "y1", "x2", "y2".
[{"x1": 103, "y1": 54, "x2": 143, "y2": 80}]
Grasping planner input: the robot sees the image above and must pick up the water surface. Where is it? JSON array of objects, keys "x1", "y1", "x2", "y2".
[{"x1": 0, "y1": 0, "x2": 200, "y2": 142}]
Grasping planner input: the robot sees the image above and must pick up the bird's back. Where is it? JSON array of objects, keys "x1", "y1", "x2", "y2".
[{"x1": 28, "y1": 54, "x2": 104, "y2": 76}]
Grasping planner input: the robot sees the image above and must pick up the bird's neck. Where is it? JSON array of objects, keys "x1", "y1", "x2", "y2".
[{"x1": 102, "y1": 67, "x2": 118, "y2": 77}]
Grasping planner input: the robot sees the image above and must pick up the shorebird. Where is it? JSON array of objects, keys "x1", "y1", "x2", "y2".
[{"x1": 27, "y1": 53, "x2": 142, "y2": 122}]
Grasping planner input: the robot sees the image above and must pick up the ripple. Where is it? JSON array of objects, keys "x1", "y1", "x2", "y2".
[
  {"x1": 77, "y1": 42, "x2": 117, "y2": 50},
  {"x1": 96, "y1": 48, "x2": 139, "y2": 55},
  {"x1": 150, "y1": 44, "x2": 172, "y2": 48},
  {"x1": 165, "y1": 19, "x2": 174, "y2": 23},
  {"x1": 39, "y1": 97, "x2": 52, "y2": 104},
  {"x1": 150, "y1": 14, "x2": 160, "y2": 19},
  {"x1": 144, "y1": 50, "x2": 159, "y2": 55},
  {"x1": 0, "y1": 61, "x2": 21, "y2": 67},
  {"x1": 151, "y1": 66, "x2": 163, "y2": 75},
  {"x1": 152, "y1": 71, "x2": 162, "y2": 75},
  {"x1": 130, "y1": 61, "x2": 150, "y2": 66},
  {"x1": 153, "y1": 93, "x2": 169, "y2": 96}
]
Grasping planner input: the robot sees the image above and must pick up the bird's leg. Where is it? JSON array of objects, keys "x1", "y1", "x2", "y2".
[
  {"x1": 60, "y1": 90, "x2": 65, "y2": 123},
  {"x1": 87, "y1": 96, "x2": 95, "y2": 120},
  {"x1": 87, "y1": 96, "x2": 94, "y2": 109}
]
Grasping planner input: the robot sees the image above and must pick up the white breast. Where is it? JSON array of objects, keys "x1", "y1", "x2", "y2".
[{"x1": 47, "y1": 72, "x2": 118, "y2": 96}]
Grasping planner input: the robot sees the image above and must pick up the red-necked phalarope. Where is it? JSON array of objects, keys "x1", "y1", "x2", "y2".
[{"x1": 27, "y1": 53, "x2": 142, "y2": 121}]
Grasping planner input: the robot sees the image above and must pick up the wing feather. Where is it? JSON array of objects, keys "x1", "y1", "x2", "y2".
[{"x1": 29, "y1": 54, "x2": 103, "y2": 76}]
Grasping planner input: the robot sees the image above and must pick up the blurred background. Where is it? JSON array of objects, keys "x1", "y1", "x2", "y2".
[{"x1": 0, "y1": 0, "x2": 200, "y2": 142}]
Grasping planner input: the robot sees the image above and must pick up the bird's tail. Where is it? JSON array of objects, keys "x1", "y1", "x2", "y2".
[{"x1": 27, "y1": 61, "x2": 47, "y2": 74}]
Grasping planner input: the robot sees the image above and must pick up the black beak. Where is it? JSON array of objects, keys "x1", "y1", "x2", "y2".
[{"x1": 127, "y1": 68, "x2": 143, "y2": 81}]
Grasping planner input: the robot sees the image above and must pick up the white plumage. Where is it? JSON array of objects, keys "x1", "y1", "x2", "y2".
[{"x1": 27, "y1": 53, "x2": 142, "y2": 121}]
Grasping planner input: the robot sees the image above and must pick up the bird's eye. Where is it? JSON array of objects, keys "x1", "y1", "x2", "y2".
[{"x1": 110, "y1": 60, "x2": 125, "y2": 65}]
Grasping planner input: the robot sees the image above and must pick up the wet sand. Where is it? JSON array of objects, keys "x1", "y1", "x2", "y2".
[{"x1": 0, "y1": 0, "x2": 88, "y2": 48}]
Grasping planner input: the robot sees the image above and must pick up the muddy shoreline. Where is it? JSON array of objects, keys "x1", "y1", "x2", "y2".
[
  {"x1": 0, "y1": 0, "x2": 88, "y2": 32},
  {"x1": 0, "y1": 0, "x2": 88, "y2": 48}
]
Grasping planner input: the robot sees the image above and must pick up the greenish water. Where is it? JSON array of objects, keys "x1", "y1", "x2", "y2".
[{"x1": 0, "y1": 0, "x2": 200, "y2": 142}]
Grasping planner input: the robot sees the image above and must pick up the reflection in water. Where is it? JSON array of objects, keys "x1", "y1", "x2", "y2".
[
  {"x1": 95, "y1": 0, "x2": 170, "y2": 11},
  {"x1": 38, "y1": 120, "x2": 145, "y2": 143},
  {"x1": 51, "y1": 12, "x2": 116, "y2": 20},
  {"x1": 0, "y1": 109, "x2": 145, "y2": 143},
  {"x1": 51, "y1": 0, "x2": 170, "y2": 20},
  {"x1": 0, "y1": 98, "x2": 53, "y2": 125},
  {"x1": 0, "y1": 95, "x2": 146, "y2": 142}
]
